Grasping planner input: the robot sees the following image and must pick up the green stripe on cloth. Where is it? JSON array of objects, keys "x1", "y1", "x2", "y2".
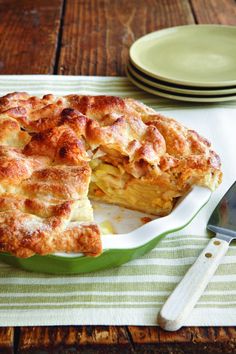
[
  {"x1": 1, "y1": 280, "x2": 236, "y2": 294},
  {"x1": 1, "y1": 303, "x2": 236, "y2": 311}
]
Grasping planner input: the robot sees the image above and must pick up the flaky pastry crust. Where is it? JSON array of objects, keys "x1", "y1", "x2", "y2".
[{"x1": 0, "y1": 92, "x2": 222, "y2": 258}]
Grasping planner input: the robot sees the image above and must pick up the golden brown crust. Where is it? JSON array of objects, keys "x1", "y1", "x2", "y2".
[
  {"x1": 0, "y1": 194, "x2": 73, "y2": 218},
  {"x1": 0, "y1": 210, "x2": 101, "y2": 258},
  {"x1": 0, "y1": 146, "x2": 50, "y2": 186},
  {"x1": 0, "y1": 92, "x2": 222, "y2": 258},
  {"x1": 0, "y1": 114, "x2": 30, "y2": 147},
  {"x1": 22, "y1": 165, "x2": 91, "y2": 201},
  {"x1": 24, "y1": 125, "x2": 90, "y2": 164}
]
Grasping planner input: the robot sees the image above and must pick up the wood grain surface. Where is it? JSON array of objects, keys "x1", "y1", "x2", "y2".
[
  {"x1": 190, "y1": 0, "x2": 236, "y2": 25},
  {"x1": 0, "y1": 0, "x2": 63, "y2": 74},
  {"x1": 58, "y1": 0, "x2": 195, "y2": 76},
  {"x1": 16, "y1": 326, "x2": 236, "y2": 353},
  {"x1": 0, "y1": 327, "x2": 14, "y2": 354},
  {"x1": 0, "y1": 0, "x2": 236, "y2": 353},
  {"x1": 18, "y1": 326, "x2": 133, "y2": 353},
  {"x1": 128, "y1": 326, "x2": 236, "y2": 353}
]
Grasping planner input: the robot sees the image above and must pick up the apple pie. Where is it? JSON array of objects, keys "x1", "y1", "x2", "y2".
[{"x1": 0, "y1": 92, "x2": 222, "y2": 258}]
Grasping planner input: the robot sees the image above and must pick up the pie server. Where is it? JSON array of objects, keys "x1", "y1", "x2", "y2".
[{"x1": 158, "y1": 181, "x2": 236, "y2": 331}]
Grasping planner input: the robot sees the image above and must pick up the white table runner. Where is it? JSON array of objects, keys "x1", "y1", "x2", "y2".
[{"x1": 0, "y1": 75, "x2": 235, "y2": 326}]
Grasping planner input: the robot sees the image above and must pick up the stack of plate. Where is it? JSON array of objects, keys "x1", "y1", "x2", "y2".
[{"x1": 127, "y1": 25, "x2": 236, "y2": 103}]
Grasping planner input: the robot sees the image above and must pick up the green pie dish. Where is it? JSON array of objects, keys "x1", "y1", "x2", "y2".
[
  {"x1": 130, "y1": 25, "x2": 236, "y2": 87},
  {"x1": 0, "y1": 187, "x2": 211, "y2": 274}
]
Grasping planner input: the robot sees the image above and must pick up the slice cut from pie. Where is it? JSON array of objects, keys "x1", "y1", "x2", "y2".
[{"x1": 0, "y1": 93, "x2": 222, "y2": 258}]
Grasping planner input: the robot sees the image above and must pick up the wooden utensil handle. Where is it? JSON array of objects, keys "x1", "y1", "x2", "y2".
[{"x1": 158, "y1": 237, "x2": 229, "y2": 331}]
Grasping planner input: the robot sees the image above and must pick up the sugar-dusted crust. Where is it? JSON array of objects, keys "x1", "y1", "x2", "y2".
[
  {"x1": 0, "y1": 93, "x2": 101, "y2": 258},
  {"x1": 0, "y1": 92, "x2": 222, "y2": 258},
  {"x1": 0, "y1": 209, "x2": 101, "y2": 258}
]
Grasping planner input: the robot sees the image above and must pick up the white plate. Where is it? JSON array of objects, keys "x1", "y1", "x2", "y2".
[
  {"x1": 128, "y1": 62, "x2": 236, "y2": 96},
  {"x1": 130, "y1": 25, "x2": 236, "y2": 87},
  {"x1": 126, "y1": 66, "x2": 236, "y2": 103}
]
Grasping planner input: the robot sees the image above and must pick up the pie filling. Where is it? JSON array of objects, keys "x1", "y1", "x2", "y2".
[
  {"x1": 0, "y1": 93, "x2": 222, "y2": 258},
  {"x1": 89, "y1": 162, "x2": 179, "y2": 216}
]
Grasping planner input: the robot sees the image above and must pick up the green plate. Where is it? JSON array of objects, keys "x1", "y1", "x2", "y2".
[
  {"x1": 130, "y1": 25, "x2": 236, "y2": 87},
  {"x1": 128, "y1": 62, "x2": 236, "y2": 96},
  {"x1": 0, "y1": 187, "x2": 211, "y2": 274},
  {"x1": 127, "y1": 66, "x2": 236, "y2": 103}
]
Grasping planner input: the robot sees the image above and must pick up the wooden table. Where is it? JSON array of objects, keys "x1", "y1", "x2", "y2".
[{"x1": 0, "y1": 0, "x2": 236, "y2": 353}]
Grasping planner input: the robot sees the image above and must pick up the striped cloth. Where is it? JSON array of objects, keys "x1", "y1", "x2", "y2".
[{"x1": 0, "y1": 75, "x2": 235, "y2": 326}]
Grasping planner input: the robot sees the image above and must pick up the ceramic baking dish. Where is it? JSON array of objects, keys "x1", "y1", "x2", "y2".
[{"x1": 0, "y1": 186, "x2": 211, "y2": 274}]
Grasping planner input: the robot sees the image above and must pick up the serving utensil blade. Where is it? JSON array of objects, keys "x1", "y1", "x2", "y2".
[{"x1": 207, "y1": 181, "x2": 236, "y2": 242}]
